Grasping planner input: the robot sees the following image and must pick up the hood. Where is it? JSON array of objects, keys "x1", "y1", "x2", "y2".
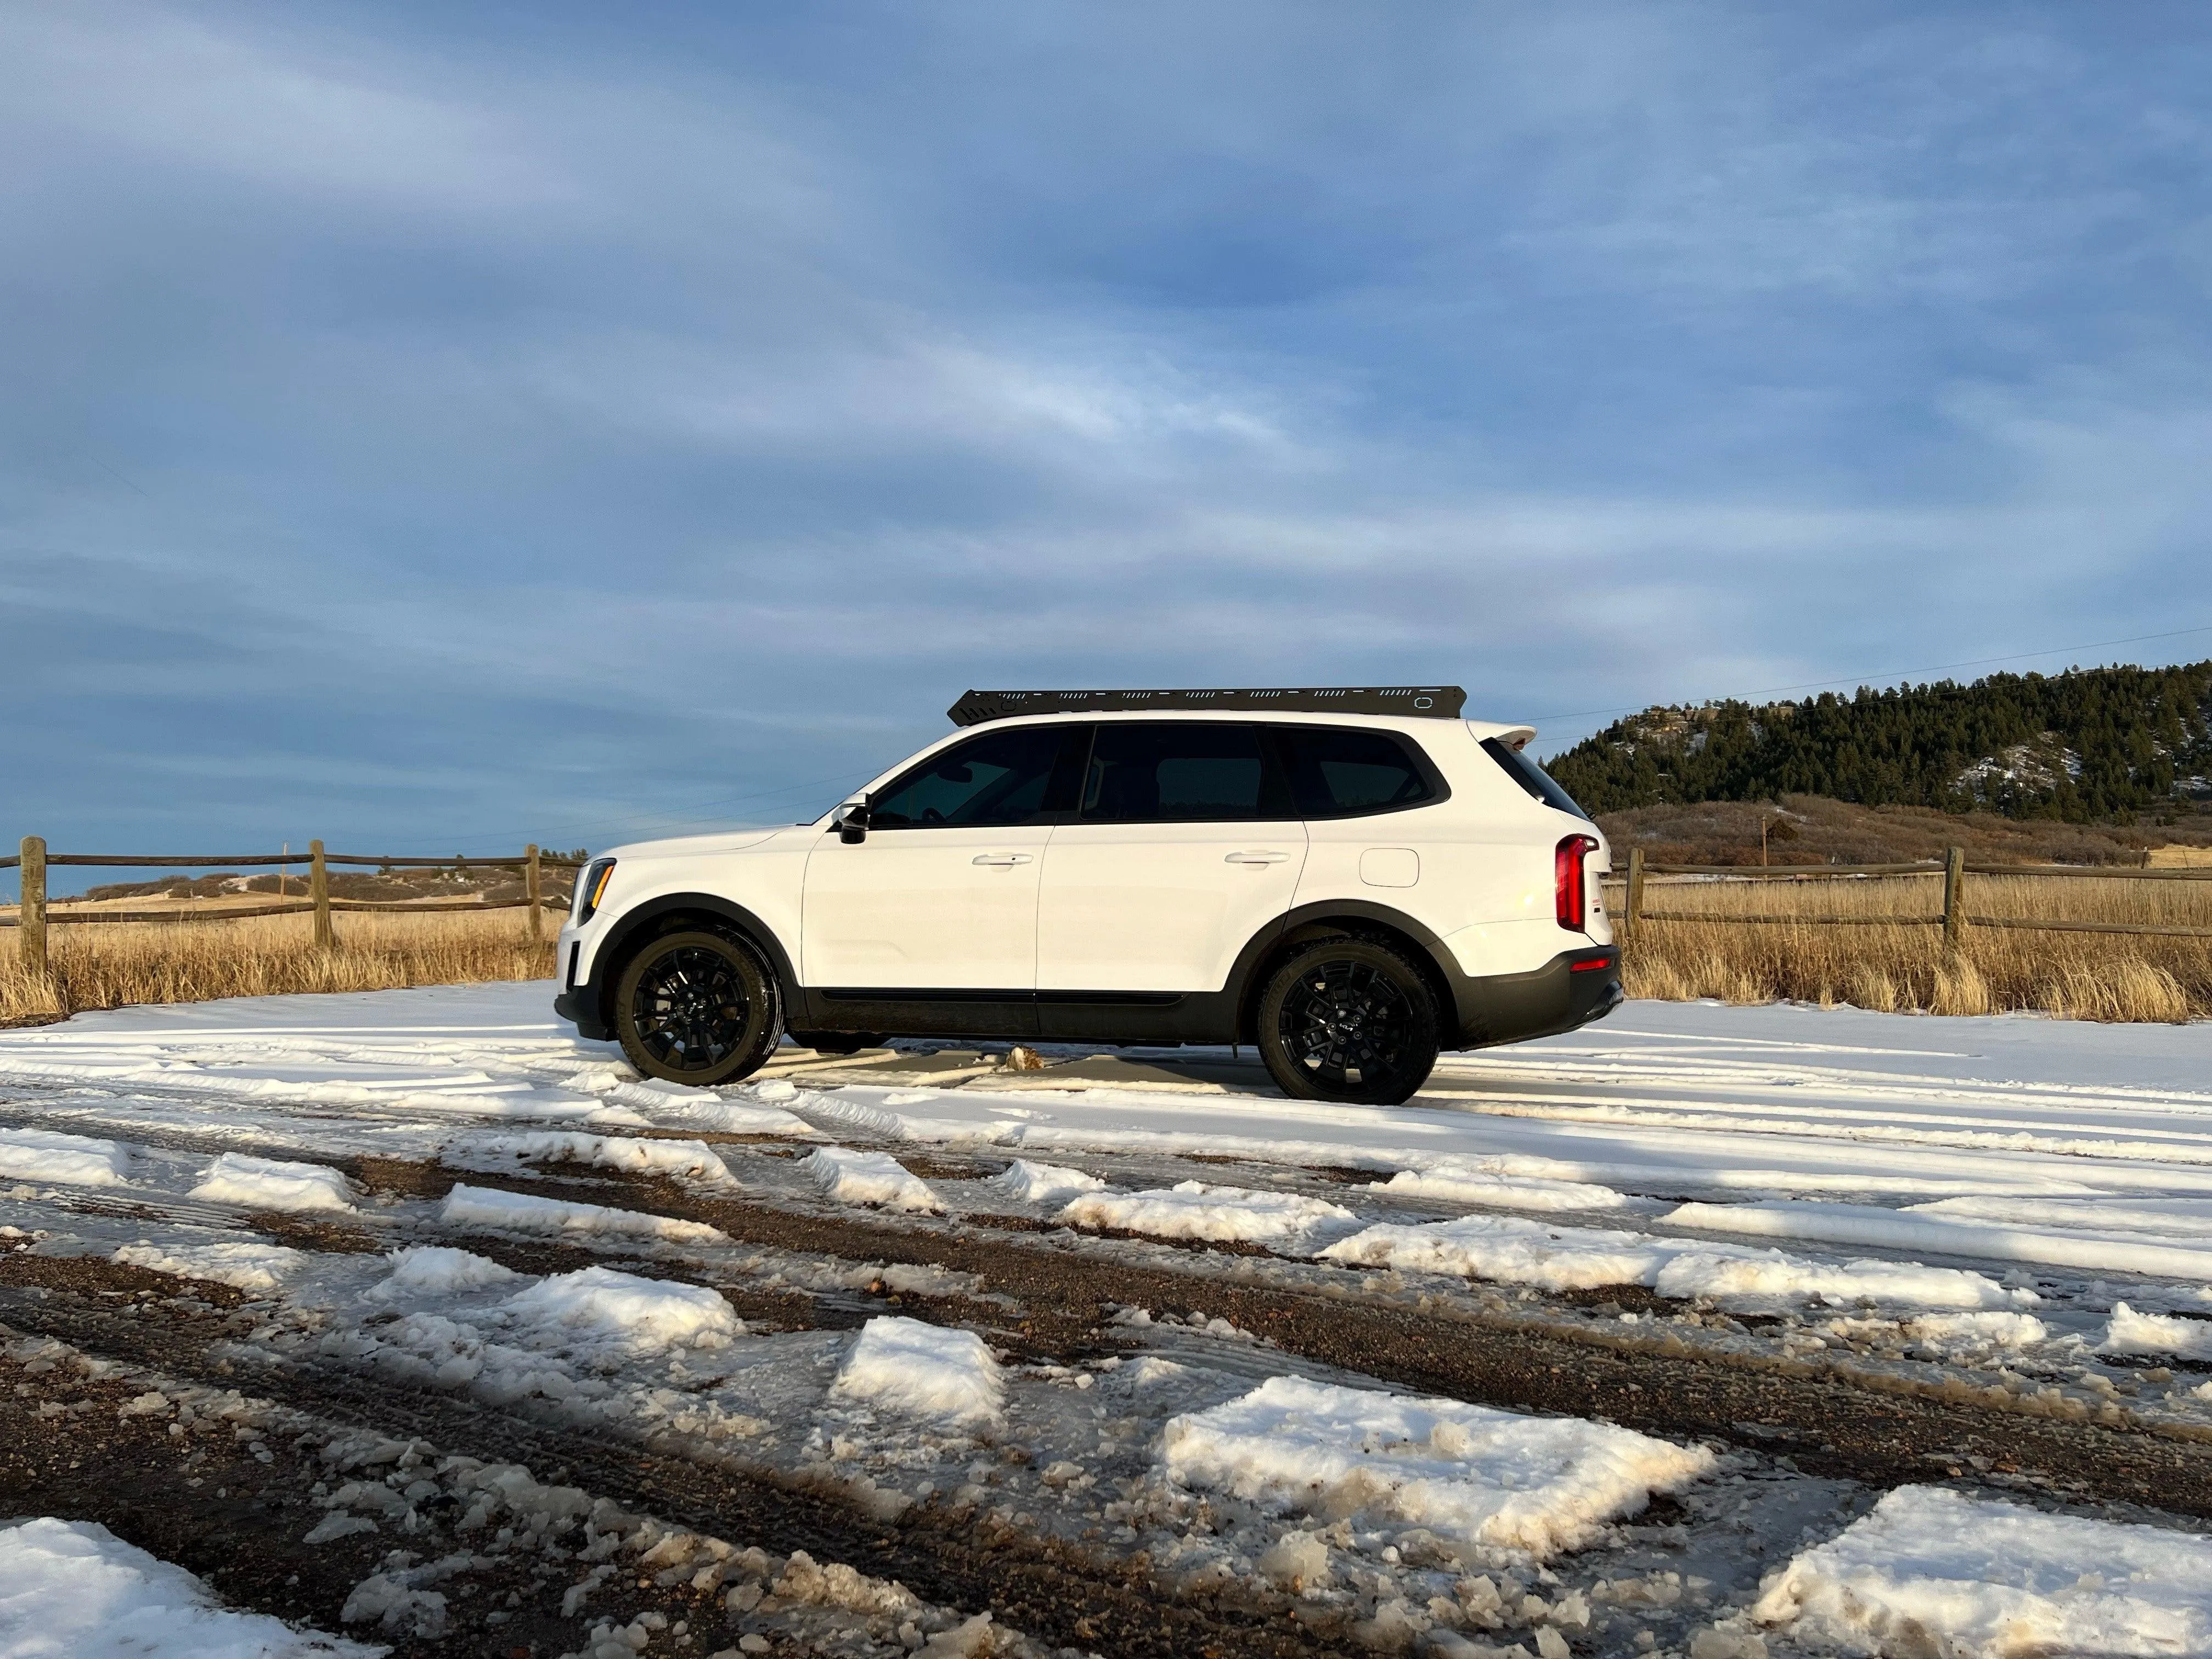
[{"x1": 599, "y1": 828, "x2": 787, "y2": 861}]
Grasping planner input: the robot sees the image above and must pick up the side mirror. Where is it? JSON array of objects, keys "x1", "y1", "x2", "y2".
[{"x1": 832, "y1": 797, "x2": 871, "y2": 844}]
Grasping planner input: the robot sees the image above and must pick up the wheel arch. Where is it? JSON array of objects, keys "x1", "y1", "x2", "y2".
[
  {"x1": 1228, "y1": 899, "x2": 1463, "y2": 1045},
  {"x1": 589, "y1": 893, "x2": 799, "y2": 1030}
]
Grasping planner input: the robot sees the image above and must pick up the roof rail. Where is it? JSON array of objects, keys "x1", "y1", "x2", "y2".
[{"x1": 948, "y1": 687, "x2": 1466, "y2": 726}]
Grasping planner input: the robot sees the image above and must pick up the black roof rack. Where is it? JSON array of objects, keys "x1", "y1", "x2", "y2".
[{"x1": 948, "y1": 686, "x2": 1466, "y2": 727}]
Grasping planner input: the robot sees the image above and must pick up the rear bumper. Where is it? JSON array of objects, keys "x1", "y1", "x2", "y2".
[{"x1": 1446, "y1": 945, "x2": 1622, "y2": 1051}]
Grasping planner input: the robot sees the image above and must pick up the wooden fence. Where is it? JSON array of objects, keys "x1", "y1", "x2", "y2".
[
  {"x1": 1, "y1": 839, "x2": 585, "y2": 976},
  {"x1": 1610, "y1": 846, "x2": 2212, "y2": 944}
]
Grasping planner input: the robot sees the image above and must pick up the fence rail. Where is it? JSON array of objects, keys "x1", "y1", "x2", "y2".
[
  {"x1": 4, "y1": 838, "x2": 585, "y2": 975},
  {"x1": 1609, "y1": 845, "x2": 2212, "y2": 944}
]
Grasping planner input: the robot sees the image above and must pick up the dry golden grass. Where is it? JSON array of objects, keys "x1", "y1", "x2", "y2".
[
  {"x1": 1611, "y1": 870, "x2": 2212, "y2": 1021},
  {"x1": 1, "y1": 910, "x2": 554, "y2": 1025}
]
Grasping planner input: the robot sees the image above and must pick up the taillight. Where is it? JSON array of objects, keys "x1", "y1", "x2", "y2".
[{"x1": 1555, "y1": 834, "x2": 1599, "y2": 930}]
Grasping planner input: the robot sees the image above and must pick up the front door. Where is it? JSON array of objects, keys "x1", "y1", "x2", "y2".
[
  {"x1": 1037, "y1": 721, "x2": 1308, "y2": 994},
  {"x1": 801, "y1": 723, "x2": 1074, "y2": 995}
]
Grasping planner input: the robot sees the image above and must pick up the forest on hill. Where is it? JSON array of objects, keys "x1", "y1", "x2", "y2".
[{"x1": 1546, "y1": 659, "x2": 2212, "y2": 822}]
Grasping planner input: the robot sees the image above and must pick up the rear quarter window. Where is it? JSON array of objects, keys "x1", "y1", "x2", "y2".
[
  {"x1": 1481, "y1": 737, "x2": 1592, "y2": 821},
  {"x1": 1278, "y1": 727, "x2": 1444, "y2": 818}
]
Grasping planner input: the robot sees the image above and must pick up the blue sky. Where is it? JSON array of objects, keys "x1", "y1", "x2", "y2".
[{"x1": 6, "y1": 2, "x2": 2211, "y2": 873}]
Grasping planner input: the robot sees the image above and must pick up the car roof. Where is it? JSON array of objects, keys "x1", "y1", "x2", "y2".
[{"x1": 964, "y1": 706, "x2": 1539, "y2": 747}]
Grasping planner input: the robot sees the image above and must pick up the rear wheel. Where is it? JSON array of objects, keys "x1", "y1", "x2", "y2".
[
  {"x1": 1257, "y1": 937, "x2": 1439, "y2": 1105},
  {"x1": 613, "y1": 930, "x2": 781, "y2": 1086}
]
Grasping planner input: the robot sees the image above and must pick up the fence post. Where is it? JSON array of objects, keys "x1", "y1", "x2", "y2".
[
  {"x1": 19, "y1": 836, "x2": 46, "y2": 980},
  {"x1": 309, "y1": 839, "x2": 332, "y2": 950},
  {"x1": 525, "y1": 845, "x2": 543, "y2": 942},
  {"x1": 1624, "y1": 847, "x2": 1646, "y2": 942},
  {"x1": 1943, "y1": 845, "x2": 1968, "y2": 948}
]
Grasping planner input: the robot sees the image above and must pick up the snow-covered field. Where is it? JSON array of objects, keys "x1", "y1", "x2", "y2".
[{"x1": 3, "y1": 983, "x2": 2211, "y2": 1658}]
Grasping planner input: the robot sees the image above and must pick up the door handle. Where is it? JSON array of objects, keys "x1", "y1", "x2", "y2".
[
  {"x1": 972, "y1": 853, "x2": 1034, "y2": 867},
  {"x1": 1224, "y1": 850, "x2": 1290, "y2": 864}
]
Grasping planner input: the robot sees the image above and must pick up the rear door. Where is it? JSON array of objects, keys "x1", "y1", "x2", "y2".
[{"x1": 1036, "y1": 721, "x2": 1307, "y2": 993}]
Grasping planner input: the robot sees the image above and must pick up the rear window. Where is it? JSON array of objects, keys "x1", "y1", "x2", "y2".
[
  {"x1": 1278, "y1": 727, "x2": 1441, "y2": 818},
  {"x1": 1481, "y1": 737, "x2": 1592, "y2": 821}
]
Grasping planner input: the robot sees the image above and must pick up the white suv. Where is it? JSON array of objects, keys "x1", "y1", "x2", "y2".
[{"x1": 555, "y1": 687, "x2": 1619, "y2": 1105}]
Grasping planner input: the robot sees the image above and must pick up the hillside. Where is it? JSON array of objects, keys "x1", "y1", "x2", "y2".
[{"x1": 1549, "y1": 659, "x2": 2212, "y2": 822}]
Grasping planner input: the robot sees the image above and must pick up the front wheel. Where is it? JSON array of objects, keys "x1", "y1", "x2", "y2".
[
  {"x1": 613, "y1": 930, "x2": 782, "y2": 1087},
  {"x1": 1256, "y1": 938, "x2": 1439, "y2": 1105}
]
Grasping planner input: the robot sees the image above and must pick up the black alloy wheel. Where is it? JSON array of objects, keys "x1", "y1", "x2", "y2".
[
  {"x1": 1257, "y1": 937, "x2": 1439, "y2": 1105},
  {"x1": 613, "y1": 930, "x2": 781, "y2": 1087}
]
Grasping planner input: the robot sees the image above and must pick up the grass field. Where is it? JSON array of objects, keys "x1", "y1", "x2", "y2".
[
  {"x1": 1612, "y1": 870, "x2": 2212, "y2": 1021},
  {"x1": 5, "y1": 877, "x2": 2209, "y2": 1026},
  {"x1": 0, "y1": 910, "x2": 555, "y2": 1024}
]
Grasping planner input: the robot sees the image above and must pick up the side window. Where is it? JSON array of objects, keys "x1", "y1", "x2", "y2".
[
  {"x1": 1280, "y1": 727, "x2": 1442, "y2": 818},
  {"x1": 869, "y1": 726, "x2": 1070, "y2": 830},
  {"x1": 1081, "y1": 723, "x2": 1294, "y2": 822}
]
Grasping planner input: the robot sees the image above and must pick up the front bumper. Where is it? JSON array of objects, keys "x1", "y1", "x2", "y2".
[{"x1": 552, "y1": 933, "x2": 613, "y2": 1041}]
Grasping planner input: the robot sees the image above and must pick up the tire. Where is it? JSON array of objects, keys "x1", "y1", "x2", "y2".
[
  {"x1": 1256, "y1": 936, "x2": 1440, "y2": 1105},
  {"x1": 613, "y1": 930, "x2": 782, "y2": 1087},
  {"x1": 785, "y1": 1031, "x2": 884, "y2": 1056}
]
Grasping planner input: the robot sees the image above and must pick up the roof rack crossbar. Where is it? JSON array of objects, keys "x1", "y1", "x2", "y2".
[{"x1": 947, "y1": 686, "x2": 1466, "y2": 726}]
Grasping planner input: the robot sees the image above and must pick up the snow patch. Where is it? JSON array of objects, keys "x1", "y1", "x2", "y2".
[
  {"x1": 800, "y1": 1147, "x2": 941, "y2": 1213},
  {"x1": 0, "y1": 1127, "x2": 131, "y2": 1188},
  {"x1": 1059, "y1": 1181, "x2": 1355, "y2": 1245},
  {"x1": 0, "y1": 1516, "x2": 379, "y2": 1656},
  {"x1": 371, "y1": 1245, "x2": 523, "y2": 1299},
  {"x1": 2097, "y1": 1302, "x2": 2212, "y2": 1363},
  {"x1": 189, "y1": 1153, "x2": 361, "y2": 1214},
  {"x1": 457, "y1": 1131, "x2": 733, "y2": 1186},
  {"x1": 501, "y1": 1266, "x2": 741, "y2": 1353},
  {"x1": 112, "y1": 1238, "x2": 309, "y2": 1294},
  {"x1": 986, "y1": 1159, "x2": 1105, "y2": 1205},
  {"x1": 1321, "y1": 1213, "x2": 2027, "y2": 1310},
  {"x1": 1380, "y1": 1166, "x2": 1638, "y2": 1212},
  {"x1": 1753, "y1": 1485, "x2": 2212, "y2": 1657},
  {"x1": 1163, "y1": 1374, "x2": 1713, "y2": 1557},
  {"x1": 438, "y1": 1183, "x2": 727, "y2": 1244},
  {"x1": 831, "y1": 1316, "x2": 1004, "y2": 1426}
]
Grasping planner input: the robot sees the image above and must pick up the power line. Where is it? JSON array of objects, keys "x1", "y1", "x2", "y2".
[{"x1": 1528, "y1": 622, "x2": 2212, "y2": 727}]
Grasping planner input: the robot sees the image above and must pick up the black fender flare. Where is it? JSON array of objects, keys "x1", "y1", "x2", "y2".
[
  {"x1": 1222, "y1": 898, "x2": 1469, "y2": 1043},
  {"x1": 588, "y1": 893, "x2": 801, "y2": 1026}
]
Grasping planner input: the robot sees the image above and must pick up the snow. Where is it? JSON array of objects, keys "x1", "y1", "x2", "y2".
[
  {"x1": 0, "y1": 1127, "x2": 132, "y2": 1188},
  {"x1": 371, "y1": 1245, "x2": 522, "y2": 1298},
  {"x1": 1668, "y1": 1198, "x2": 2212, "y2": 1280},
  {"x1": 188, "y1": 1153, "x2": 360, "y2": 1214},
  {"x1": 2097, "y1": 1302, "x2": 2212, "y2": 1363},
  {"x1": 799, "y1": 1147, "x2": 941, "y2": 1213},
  {"x1": 1753, "y1": 1485, "x2": 2212, "y2": 1657},
  {"x1": 112, "y1": 1238, "x2": 310, "y2": 1293},
  {"x1": 1059, "y1": 1180, "x2": 1356, "y2": 1245},
  {"x1": 985, "y1": 1158, "x2": 1106, "y2": 1205},
  {"x1": 500, "y1": 1266, "x2": 742, "y2": 1353},
  {"x1": 438, "y1": 1182, "x2": 727, "y2": 1244},
  {"x1": 1320, "y1": 1214, "x2": 2028, "y2": 1309},
  {"x1": 1378, "y1": 1165, "x2": 1639, "y2": 1212},
  {"x1": 1162, "y1": 1374, "x2": 1714, "y2": 1557},
  {"x1": 620, "y1": 1094, "x2": 814, "y2": 1135},
  {"x1": 0, "y1": 1515, "x2": 379, "y2": 1657},
  {"x1": 456, "y1": 1131, "x2": 733, "y2": 1186},
  {"x1": 831, "y1": 1315, "x2": 1004, "y2": 1426}
]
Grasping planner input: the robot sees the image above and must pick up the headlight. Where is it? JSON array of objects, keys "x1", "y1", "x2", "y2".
[{"x1": 574, "y1": 859, "x2": 616, "y2": 923}]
